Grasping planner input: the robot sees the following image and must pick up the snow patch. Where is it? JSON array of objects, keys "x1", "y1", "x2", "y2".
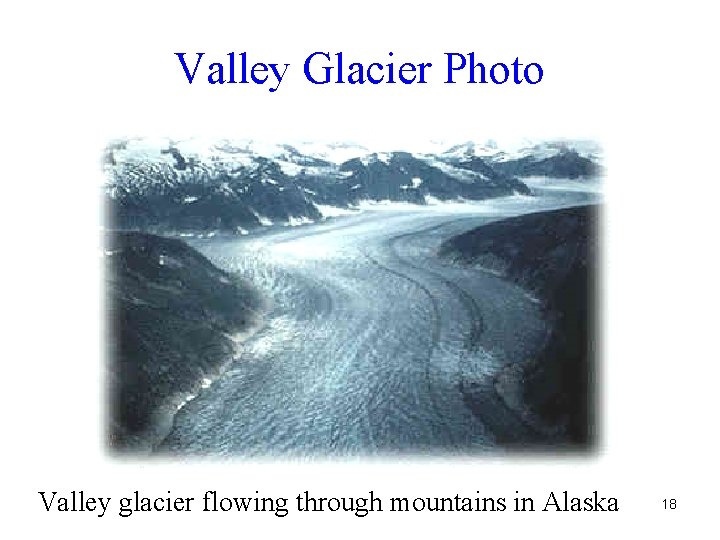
[
  {"x1": 360, "y1": 152, "x2": 393, "y2": 166},
  {"x1": 354, "y1": 199, "x2": 416, "y2": 211},
  {"x1": 285, "y1": 216, "x2": 314, "y2": 227},
  {"x1": 418, "y1": 155, "x2": 479, "y2": 181},
  {"x1": 218, "y1": 181, "x2": 234, "y2": 195},
  {"x1": 424, "y1": 195, "x2": 444, "y2": 205},
  {"x1": 176, "y1": 393, "x2": 197, "y2": 411},
  {"x1": 252, "y1": 212, "x2": 273, "y2": 226},
  {"x1": 401, "y1": 177, "x2": 423, "y2": 190},
  {"x1": 315, "y1": 204, "x2": 358, "y2": 218}
]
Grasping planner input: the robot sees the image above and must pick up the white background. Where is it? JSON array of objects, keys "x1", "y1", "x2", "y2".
[{"x1": 1, "y1": 1, "x2": 718, "y2": 537}]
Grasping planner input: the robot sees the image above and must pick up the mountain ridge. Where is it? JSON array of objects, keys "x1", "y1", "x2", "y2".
[{"x1": 104, "y1": 138, "x2": 601, "y2": 234}]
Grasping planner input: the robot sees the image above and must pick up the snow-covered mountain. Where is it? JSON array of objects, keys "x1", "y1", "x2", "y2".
[
  {"x1": 433, "y1": 139, "x2": 603, "y2": 179},
  {"x1": 103, "y1": 138, "x2": 600, "y2": 234}
]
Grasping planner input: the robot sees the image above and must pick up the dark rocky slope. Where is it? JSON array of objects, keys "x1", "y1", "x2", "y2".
[
  {"x1": 339, "y1": 152, "x2": 530, "y2": 202},
  {"x1": 105, "y1": 231, "x2": 262, "y2": 450},
  {"x1": 439, "y1": 205, "x2": 599, "y2": 447},
  {"x1": 492, "y1": 149, "x2": 600, "y2": 179},
  {"x1": 107, "y1": 158, "x2": 321, "y2": 232}
]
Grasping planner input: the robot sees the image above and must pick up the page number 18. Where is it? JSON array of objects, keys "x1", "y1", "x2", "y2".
[{"x1": 663, "y1": 499, "x2": 677, "y2": 510}]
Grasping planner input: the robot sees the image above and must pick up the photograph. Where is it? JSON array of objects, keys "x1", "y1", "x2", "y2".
[
  {"x1": 103, "y1": 137, "x2": 602, "y2": 456},
  {"x1": 6, "y1": 1, "x2": 719, "y2": 537}
]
